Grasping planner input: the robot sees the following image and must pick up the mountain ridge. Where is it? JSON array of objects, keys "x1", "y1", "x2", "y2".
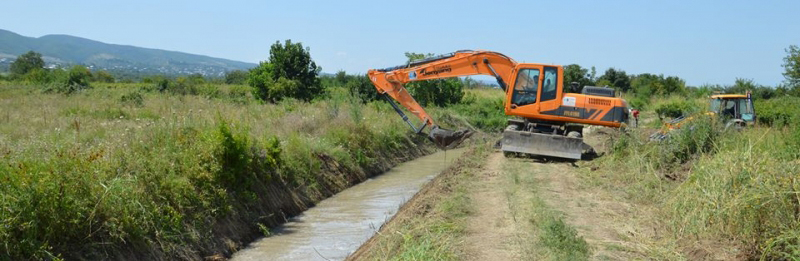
[{"x1": 0, "y1": 29, "x2": 256, "y2": 76}]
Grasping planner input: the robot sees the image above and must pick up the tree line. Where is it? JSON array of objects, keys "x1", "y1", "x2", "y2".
[
  {"x1": 563, "y1": 45, "x2": 800, "y2": 109},
  {"x1": 3, "y1": 43, "x2": 799, "y2": 109}
]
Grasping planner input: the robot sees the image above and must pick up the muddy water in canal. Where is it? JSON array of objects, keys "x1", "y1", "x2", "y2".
[{"x1": 231, "y1": 148, "x2": 465, "y2": 261}]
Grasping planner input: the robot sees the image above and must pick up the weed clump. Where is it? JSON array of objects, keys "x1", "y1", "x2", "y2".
[{"x1": 120, "y1": 90, "x2": 144, "y2": 107}]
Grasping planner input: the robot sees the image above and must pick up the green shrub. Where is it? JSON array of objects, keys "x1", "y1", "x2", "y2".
[
  {"x1": 407, "y1": 78, "x2": 464, "y2": 107},
  {"x1": 215, "y1": 121, "x2": 253, "y2": 189},
  {"x1": 66, "y1": 65, "x2": 92, "y2": 88},
  {"x1": 346, "y1": 75, "x2": 380, "y2": 103},
  {"x1": 227, "y1": 85, "x2": 253, "y2": 104},
  {"x1": 225, "y1": 70, "x2": 248, "y2": 85},
  {"x1": 120, "y1": 90, "x2": 144, "y2": 107},
  {"x1": 24, "y1": 68, "x2": 56, "y2": 84},
  {"x1": 627, "y1": 96, "x2": 648, "y2": 111},
  {"x1": 654, "y1": 99, "x2": 699, "y2": 119},
  {"x1": 156, "y1": 77, "x2": 170, "y2": 92},
  {"x1": 447, "y1": 94, "x2": 505, "y2": 132},
  {"x1": 167, "y1": 77, "x2": 198, "y2": 95},
  {"x1": 196, "y1": 84, "x2": 221, "y2": 98},
  {"x1": 754, "y1": 96, "x2": 800, "y2": 127}
]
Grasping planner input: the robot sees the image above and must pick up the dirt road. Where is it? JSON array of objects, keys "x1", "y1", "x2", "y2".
[
  {"x1": 352, "y1": 136, "x2": 666, "y2": 260},
  {"x1": 462, "y1": 152, "x2": 523, "y2": 260},
  {"x1": 353, "y1": 127, "x2": 741, "y2": 260},
  {"x1": 461, "y1": 150, "x2": 660, "y2": 260}
]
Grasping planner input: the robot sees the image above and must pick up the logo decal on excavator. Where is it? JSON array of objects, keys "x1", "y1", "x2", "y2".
[
  {"x1": 419, "y1": 65, "x2": 452, "y2": 77},
  {"x1": 409, "y1": 71, "x2": 417, "y2": 80},
  {"x1": 563, "y1": 110, "x2": 580, "y2": 117}
]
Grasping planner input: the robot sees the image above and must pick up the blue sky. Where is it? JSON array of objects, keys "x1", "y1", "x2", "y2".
[{"x1": 2, "y1": 0, "x2": 798, "y2": 86}]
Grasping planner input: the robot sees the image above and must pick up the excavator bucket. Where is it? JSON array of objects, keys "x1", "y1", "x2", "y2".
[
  {"x1": 428, "y1": 126, "x2": 474, "y2": 150},
  {"x1": 501, "y1": 129, "x2": 585, "y2": 160}
]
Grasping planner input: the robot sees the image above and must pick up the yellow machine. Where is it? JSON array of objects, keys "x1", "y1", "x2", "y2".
[
  {"x1": 368, "y1": 50, "x2": 629, "y2": 159},
  {"x1": 651, "y1": 92, "x2": 756, "y2": 140}
]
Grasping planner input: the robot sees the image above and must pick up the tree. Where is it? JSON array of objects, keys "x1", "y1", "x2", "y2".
[
  {"x1": 563, "y1": 64, "x2": 594, "y2": 92},
  {"x1": 783, "y1": 45, "x2": 800, "y2": 88},
  {"x1": 662, "y1": 76, "x2": 686, "y2": 95},
  {"x1": 402, "y1": 52, "x2": 464, "y2": 106},
  {"x1": 462, "y1": 77, "x2": 480, "y2": 89},
  {"x1": 630, "y1": 73, "x2": 686, "y2": 96},
  {"x1": 597, "y1": 68, "x2": 631, "y2": 92},
  {"x1": 224, "y1": 70, "x2": 248, "y2": 85},
  {"x1": 335, "y1": 70, "x2": 347, "y2": 84},
  {"x1": 66, "y1": 65, "x2": 92, "y2": 87},
  {"x1": 727, "y1": 78, "x2": 756, "y2": 94},
  {"x1": 188, "y1": 73, "x2": 205, "y2": 85},
  {"x1": 94, "y1": 70, "x2": 115, "y2": 83},
  {"x1": 24, "y1": 68, "x2": 54, "y2": 84},
  {"x1": 10, "y1": 51, "x2": 45, "y2": 76},
  {"x1": 347, "y1": 74, "x2": 381, "y2": 102},
  {"x1": 248, "y1": 40, "x2": 322, "y2": 102}
]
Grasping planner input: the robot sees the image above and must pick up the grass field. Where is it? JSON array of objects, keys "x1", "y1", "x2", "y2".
[
  {"x1": 0, "y1": 81, "x2": 501, "y2": 260},
  {"x1": 586, "y1": 99, "x2": 800, "y2": 259}
]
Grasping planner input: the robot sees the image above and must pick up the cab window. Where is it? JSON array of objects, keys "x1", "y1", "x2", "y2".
[
  {"x1": 738, "y1": 98, "x2": 755, "y2": 121},
  {"x1": 721, "y1": 99, "x2": 736, "y2": 118},
  {"x1": 710, "y1": 99, "x2": 721, "y2": 113},
  {"x1": 511, "y1": 69, "x2": 540, "y2": 106},
  {"x1": 737, "y1": 99, "x2": 753, "y2": 114},
  {"x1": 541, "y1": 67, "x2": 558, "y2": 101}
]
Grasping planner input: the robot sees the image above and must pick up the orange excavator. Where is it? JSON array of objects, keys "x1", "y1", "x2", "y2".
[{"x1": 368, "y1": 50, "x2": 629, "y2": 160}]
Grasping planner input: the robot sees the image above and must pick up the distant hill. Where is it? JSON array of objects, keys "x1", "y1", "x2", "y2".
[{"x1": 0, "y1": 29, "x2": 256, "y2": 77}]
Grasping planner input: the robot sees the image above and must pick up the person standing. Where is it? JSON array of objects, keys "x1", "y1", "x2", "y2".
[{"x1": 631, "y1": 108, "x2": 640, "y2": 127}]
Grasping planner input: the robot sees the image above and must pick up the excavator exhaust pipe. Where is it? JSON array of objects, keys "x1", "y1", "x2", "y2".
[{"x1": 501, "y1": 129, "x2": 584, "y2": 160}]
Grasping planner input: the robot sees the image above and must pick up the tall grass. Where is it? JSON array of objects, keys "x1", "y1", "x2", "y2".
[
  {"x1": 0, "y1": 81, "x2": 496, "y2": 259},
  {"x1": 434, "y1": 88, "x2": 506, "y2": 132},
  {"x1": 667, "y1": 126, "x2": 800, "y2": 258},
  {"x1": 593, "y1": 103, "x2": 800, "y2": 259}
]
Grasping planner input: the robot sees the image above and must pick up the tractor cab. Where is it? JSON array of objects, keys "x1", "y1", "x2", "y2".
[{"x1": 709, "y1": 92, "x2": 756, "y2": 125}]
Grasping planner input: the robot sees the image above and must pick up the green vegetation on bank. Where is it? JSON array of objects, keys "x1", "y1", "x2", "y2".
[
  {"x1": 0, "y1": 81, "x2": 402, "y2": 259},
  {"x1": 591, "y1": 106, "x2": 800, "y2": 259},
  {"x1": 0, "y1": 72, "x2": 502, "y2": 260}
]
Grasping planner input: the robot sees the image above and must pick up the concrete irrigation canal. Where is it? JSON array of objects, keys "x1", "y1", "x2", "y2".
[{"x1": 231, "y1": 148, "x2": 465, "y2": 261}]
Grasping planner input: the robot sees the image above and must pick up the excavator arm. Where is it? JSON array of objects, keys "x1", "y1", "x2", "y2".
[
  {"x1": 368, "y1": 50, "x2": 516, "y2": 131},
  {"x1": 367, "y1": 50, "x2": 517, "y2": 148}
]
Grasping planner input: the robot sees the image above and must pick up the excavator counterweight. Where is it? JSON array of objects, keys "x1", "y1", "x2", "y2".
[{"x1": 368, "y1": 50, "x2": 629, "y2": 159}]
